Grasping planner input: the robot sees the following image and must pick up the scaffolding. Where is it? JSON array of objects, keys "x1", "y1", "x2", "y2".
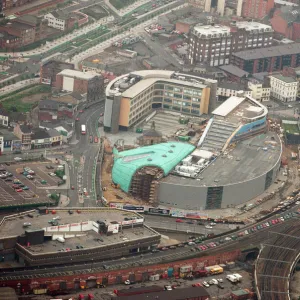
[{"x1": 129, "y1": 167, "x2": 163, "y2": 203}]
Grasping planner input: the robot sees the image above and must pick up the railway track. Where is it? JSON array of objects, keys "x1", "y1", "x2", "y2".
[{"x1": 255, "y1": 218, "x2": 300, "y2": 300}]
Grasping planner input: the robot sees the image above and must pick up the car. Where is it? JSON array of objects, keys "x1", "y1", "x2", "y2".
[
  {"x1": 16, "y1": 188, "x2": 23, "y2": 192},
  {"x1": 205, "y1": 225, "x2": 213, "y2": 229},
  {"x1": 5, "y1": 178, "x2": 12, "y2": 182},
  {"x1": 76, "y1": 117, "x2": 80, "y2": 121},
  {"x1": 217, "y1": 278, "x2": 223, "y2": 283},
  {"x1": 151, "y1": 249, "x2": 159, "y2": 253},
  {"x1": 186, "y1": 220, "x2": 194, "y2": 224},
  {"x1": 94, "y1": 136, "x2": 98, "y2": 143},
  {"x1": 79, "y1": 110, "x2": 83, "y2": 113},
  {"x1": 14, "y1": 157, "x2": 22, "y2": 161},
  {"x1": 53, "y1": 216, "x2": 61, "y2": 220},
  {"x1": 288, "y1": 104, "x2": 293, "y2": 108},
  {"x1": 23, "y1": 222, "x2": 31, "y2": 227},
  {"x1": 22, "y1": 186, "x2": 29, "y2": 190},
  {"x1": 202, "y1": 281, "x2": 210, "y2": 288},
  {"x1": 176, "y1": 219, "x2": 183, "y2": 223},
  {"x1": 40, "y1": 180, "x2": 47, "y2": 184},
  {"x1": 68, "y1": 210, "x2": 73, "y2": 215},
  {"x1": 169, "y1": 245, "x2": 176, "y2": 249},
  {"x1": 161, "y1": 247, "x2": 168, "y2": 251},
  {"x1": 124, "y1": 280, "x2": 131, "y2": 285},
  {"x1": 210, "y1": 222, "x2": 217, "y2": 226},
  {"x1": 48, "y1": 172, "x2": 56, "y2": 177},
  {"x1": 83, "y1": 188, "x2": 88, "y2": 195},
  {"x1": 28, "y1": 170, "x2": 35, "y2": 175},
  {"x1": 71, "y1": 185, "x2": 75, "y2": 190},
  {"x1": 46, "y1": 165, "x2": 54, "y2": 169},
  {"x1": 27, "y1": 175, "x2": 34, "y2": 180},
  {"x1": 19, "y1": 184, "x2": 25, "y2": 187},
  {"x1": 12, "y1": 184, "x2": 19, "y2": 189},
  {"x1": 192, "y1": 282, "x2": 202, "y2": 287},
  {"x1": 188, "y1": 241, "x2": 196, "y2": 246},
  {"x1": 217, "y1": 283, "x2": 224, "y2": 289},
  {"x1": 164, "y1": 285, "x2": 172, "y2": 291}
]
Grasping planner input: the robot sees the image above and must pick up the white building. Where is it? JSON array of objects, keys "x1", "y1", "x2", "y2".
[
  {"x1": 248, "y1": 80, "x2": 270, "y2": 102},
  {"x1": 0, "y1": 113, "x2": 8, "y2": 127},
  {"x1": 269, "y1": 75, "x2": 298, "y2": 102},
  {"x1": 217, "y1": 82, "x2": 252, "y2": 100},
  {"x1": 217, "y1": 0, "x2": 225, "y2": 16},
  {"x1": 44, "y1": 12, "x2": 69, "y2": 31}
]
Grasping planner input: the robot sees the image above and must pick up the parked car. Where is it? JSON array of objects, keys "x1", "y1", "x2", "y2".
[
  {"x1": 14, "y1": 157, "x2": 22, "y2": 162},
  {"x1": 27, "y1": 175, "x2": 34, "y2": 180},
  {"x1": 176, "y1": 219, "x2": 184, "y2": 223},
  {"x1": 94, "y1": 136, "x2": 98, "y2": 143},
  {"x1": 48, "y1": 172, "x2": 56, "y2": 177},
  {"x1": 202, "y1": 281, "x2": 210, "y2": 288},
  {"x1": 22, "y1": 186, "x2": 29, "y2": 190},
  {"x1": 16, "y1": 188, "x2": 23, "y2": 192}
]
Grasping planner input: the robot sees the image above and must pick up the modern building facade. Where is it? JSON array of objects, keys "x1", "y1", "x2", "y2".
[
  {"x1": 269, "y1": 74, "x2": 298, "y2": 102},
  {"x1": 231, "y1": 43, "x2": 300, "y2": 74},
  {"x1": 189, "y1": 22, "x2": 273, "y2": 66},
  {"x1": 104, "y1": 70, "x2": 217, "y2": 133}
]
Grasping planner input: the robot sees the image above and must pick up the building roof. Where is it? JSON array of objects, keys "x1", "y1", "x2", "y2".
[
  {"x1": 143, "y1": 128, "x2": 162, "y2": 137},
  {"x1": 17, "y1": 15, "x2": 40, "y2": 25},
  {"x1": 115, "y1": 287, "x2": 210, "y2": 300},
  {"x1": 235, "y1": 21, "x2": 273, "y2": 32},
  {"x1": 270, "y1": 74, "x2": 297, "y2": 83},
  {"x1": 20, "y1": 125, "x2": 32, "y2": 134},
  {"x1": 192, "y1": 24, "x2": 231, "y2": 37},
  {"x1": 47, "y1": 129, "x2": 61, "y2": 137},
  {"x1": 233, "y1": 43, "x2": 300, "y2": 60},
  {"x1": 32, "y1": 129, "x2": 50, "y2": 140},
  {"x1": 0, "y1": 287, "x2": 18, "y2": 300},
  {"x1": 213, "y1": 96, "x2": 245, "y2": 117},
  {"x1": 112, "y1": 142, "x2": 195, "y2": 192},
  {"x1": 218, "y1": 81, "x2": 249, "y2": 91},
  {"x1": 218, "y1": 65, "x2": 249, "y2": 78},
  {"x1": 39, "y1": 99, "x2": 59, "y2": 110},
  {"x1": 49, "y1": 11, "x2": 70, "y2": 20},
  {"x1": 58, "y1": 69, "x2": 98, "y2": 80},
  {"x1": 10, "y1": 21, "x2": 33, "y2": 30}
]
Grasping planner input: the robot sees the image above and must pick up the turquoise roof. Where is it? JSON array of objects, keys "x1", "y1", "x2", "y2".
[{"x1": 112, "y1": 142, "x2": 195, "y2": 192}]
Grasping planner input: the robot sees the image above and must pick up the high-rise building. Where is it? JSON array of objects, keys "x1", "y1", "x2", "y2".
[
  {"x1": 242, "y1": 0, "x2": 274, "y2": 19},
  {"x1": 217, "y1": 0, "x2": 225, "y2": 16},
  {"x1": 189, "y1": 21, "x2": 273, "y2": 66}
]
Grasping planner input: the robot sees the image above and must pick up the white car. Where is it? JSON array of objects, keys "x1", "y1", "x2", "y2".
[
  {"x1": 164, "y1": 285, "x2": 172, "y2": 291},
  {"x1": 202, "y1": 281, "x2": 210, "y2": 287},
  {"x1": 210, "y1": 279, "x2": 218, "y2": 285},
  {"x1": 48, "y1": 172, "x2": 56, "y2": 177},
  {"x1": 288, "y1": 104, "x2": 293, "y2": 108},
  {"x1": 14, "y1": 157, "x2": 22, "y2": 161},
  {"x1": 217, "y1": 278, "x2": 223, "y2": 283},
  {"x1": 205, "y1": 225, "x2": 213, "y2": 229},
  {"x1": 210, "y1": 222, "x2": 217, "y2": 226},
  {"x1": 124, "y1": 280, "x2": 131, "y2": 285}
]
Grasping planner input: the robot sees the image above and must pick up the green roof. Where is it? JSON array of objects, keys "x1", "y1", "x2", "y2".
[
  {"x1": 231, "y1": 289, "x2": 249, "y2": 296},
  {"x1": 112, "y1": 142, "x2": 195, "y2": 192}
]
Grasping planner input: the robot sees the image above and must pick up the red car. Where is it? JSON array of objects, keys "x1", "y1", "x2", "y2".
[
  {"x1": 76, "y1": 117, "x2": 80, "y2": 121},
  {"x1": 176, "y1": 219, "x2": 184, "y2": 223},
  {"x1": 94, "y1": 136, "x2": 98, "y2": 143},
  {"x1": 71, "y1": 186, "x2": 75, "y2": 190},
  {"x1": 16, "y1": 189, "x2": 23, "y2": 192},
  {"x1": 161, "y1": 247, "x2": 168, "y2": 251},
  {"x1": 100, "y1": 113, "x2": 104, "y2": 117},
  {"x1": 12, "y1": 184, "x2": 19, "y2": 189},
  {"x1": 192, "y1": 282, "x2": 202, "y2": 287}
]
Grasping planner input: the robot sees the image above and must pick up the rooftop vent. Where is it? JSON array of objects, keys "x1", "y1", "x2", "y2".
[
  {"x1": 162, "y1": 154, "x2": 167, "y2": 157},
  {"x1": 168, "y1": 150, "x2": 173, "y2": 153},
  {"x1": 171, "y1": 144, "x2": 176, "y2": 148},
  {"x1": 147, "y1": 158, "x2": 152, "y2": 161}
]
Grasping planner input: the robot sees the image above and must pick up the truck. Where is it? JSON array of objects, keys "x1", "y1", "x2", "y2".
[
  {"x1": 205, "y1": 265, "x2": 224, "y2": 275},
  {"x1": 226, "y1": 274, "x2": 239, "y2": 283}
]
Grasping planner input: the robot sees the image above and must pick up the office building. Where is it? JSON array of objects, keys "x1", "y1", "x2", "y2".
[{"x1": 269, "y1": 74, "x2": 298, "y2": 102}]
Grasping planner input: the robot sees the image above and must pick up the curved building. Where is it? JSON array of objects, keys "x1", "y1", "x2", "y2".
[
  {"x1": 104, "y1": 70, "x2": 217, "y2": 133},
  {"x1": 112, "y1": 96, "x2": 282, "y2": 210}
]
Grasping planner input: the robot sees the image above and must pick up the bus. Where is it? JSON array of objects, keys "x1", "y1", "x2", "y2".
[{"x1": 81, "y1": 125, "x2": 86, "y2": 135}]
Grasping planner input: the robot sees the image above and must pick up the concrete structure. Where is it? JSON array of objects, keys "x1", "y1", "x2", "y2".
[
  {"x1": 269, "y1": 74, "x2": 298, "y2": 102},
  {"x1": 158, "y1": 96, "x2": 281, "y2": 210},
  {"x1": 231, "y1": 43, "x2": 300, "y2": 74},
  {"x1": 248, "y1": 79, "x2": 270, "y2": 102},
  {"x1": 104, "y1": 70, "x2": 217, "y2": 133},
  {"x1": 242, "y1": 0, "x2": 274, "y2": 19},
  {"x1": 217, "y1": 82, "x2": 252, "y2": 100},
  {"x1": 40, "y1": 60, "x2": 74, "y2": 86},
  {"x1": 0, "y1": 208, "x2": 160, "y2": 267},
  {"x1": 56, "y1": 69, "x2": 104, "y2": 101},
  {"x1": 189, "y1": 22, "x2": 273, "y2": 66},
  {"x1": 270, "y1": 7, "x2": 300, "y2": 41},
  {"x1": 217, "y1": 0, "x2": 225, "y2": 16}
]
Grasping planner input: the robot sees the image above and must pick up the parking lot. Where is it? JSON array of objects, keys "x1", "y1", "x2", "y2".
[{"x1": 0, "y1": 161, "x2": 64, "y2": 208}]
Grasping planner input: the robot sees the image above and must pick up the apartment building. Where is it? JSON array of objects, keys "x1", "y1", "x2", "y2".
[
  {"x1": 269, "y1": 74, "x2": 298, "y2": 102},
  {"x1": 104, "y1": 70, "x2": 217, "y2": 133},
  {"x1": 217, "y1": 82, "x2": 252, "y2": 101},
  {"x1": 248, "y1": 79, "x2": 270, "y2": 102},
  {"x1": 189, "y1": 22, "x2": 273, "y2": 66},
  {"x1": 242, "y1": 0, "x2": 274, "y2": 19}
]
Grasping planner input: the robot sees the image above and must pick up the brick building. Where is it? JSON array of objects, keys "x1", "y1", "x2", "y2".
[
  {"x1": 270, "y1": 7, "x2": 300, "y2": 41},
  {"x1": 40, "y1": 60, "x2": 74, "y2": 86},
  {"x1": 189, "y1": 21, "x2": 273, "y2": 66},
  {"x1": 56, "y1": 69, "x2": 104, "y2": 101},
  {"x1": 13, "y1": 124, "x2": 33, "y2": 150},
  {"x1": 231, "y1": 43, "x2": 300, "y2": 74},
  {"x1": 242, "y1": 0, "x2": 274, "y2": 19}
]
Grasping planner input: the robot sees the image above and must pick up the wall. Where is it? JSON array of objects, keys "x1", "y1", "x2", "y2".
[
  {"x1": 200, "y1": 87, "x2": 210, "y2": 114},
  {"x1": 232, "y1": 117, "x2": 267, "y2": 140},
  {"x1": 119, "y1": 97, "x2": 130, "y2": 128}
]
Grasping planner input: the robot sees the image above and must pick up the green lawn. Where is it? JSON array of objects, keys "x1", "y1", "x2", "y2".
[
  {"x1": 283, "y1": 123, "x2": 300, "y2": 134},
  {"x1": 110, "y1": 0, "x2": 138, "y2": 9}
]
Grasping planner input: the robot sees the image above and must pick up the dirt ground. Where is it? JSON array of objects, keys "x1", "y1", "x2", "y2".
[{"x1": 21, "y1": 92, "x2": 50, "y2": 103}]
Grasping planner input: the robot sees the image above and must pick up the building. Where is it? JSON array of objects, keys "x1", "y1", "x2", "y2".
[
  {"x1": 0, "y1": 105, "x2": 8, "y2": 127},
  {"x1": 242, "y1": 0, "x2": 274, "y2": 19},
  {"x1": 230, "y1": 43, "x2": 300, "y2": 74},
  {"x1": 31, "y1": 129, "x2": 51, "y2": 149},
  {"x1": 47, "y1": 129, "x2": 63, "y2": 147},
  {"x1": 38, "y1": 99, "x2": 77, "y2": 122},
  {"x1": 269, "y1": 74, "x2": 298, "y2": 102},
  {"x1": 0, "y1": 208, "x2": 160, "y2": 267},
  {"x1": 114, "y1": 286, "x2": 210, "y2": 300},
  {"x1": 270, "y1": 7, "x2": 300, "y2": 41},
  {"x1": 137, "y1": 122, "x2": 163, "y2": 146},
  {"x1": 0, "y1": 128, "x2": 17, "y2": 149},
  {"x1": 217, "y1": 82, "x2": 252, "y2": 101},
  {"x1": 40, "y1": 121, "x2": 74, "y2": 143},
  {"x1": 282, "y1": 66, "x2": 300, "y2": 98},
  {"x1": 217, "y1": 0, "x2": 225, "y2": 16},
  {"x1": 218, "y1": 65, "x2": 249, "y2": 83},
  {"x1": 56, "y1": 69, "x2": 104, "y2": 101},
  {"x1": 13, "y1": 124, "x2": 33, "y2": 150},
  {"x1": 104, "y1": 70, "x2": 217, "y2": 133},
  {"x1": 40, "y1": 60, "x2": 74, "y2": 86},
  {"x1": 248, "y1": 79, "x2": 271, "y2": 102},
  {"x1": 189, "y1": 22, "x2": 273, "y2": 66}
]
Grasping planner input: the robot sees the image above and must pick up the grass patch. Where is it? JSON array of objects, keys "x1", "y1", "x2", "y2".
[
  {"x1": 109, "y1": 0, "x2": 138, "y2": 9},
  {"x1": 1, "y1": 85, "x2": 51, "y2": 113},
  {"x1": 283, "y1": 123, "x2": 300, "y2": 134}
]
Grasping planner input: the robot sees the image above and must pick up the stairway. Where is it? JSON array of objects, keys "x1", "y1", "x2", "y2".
[{"x1": 201, "y1": 119, "x2": 238, "y2": 151}]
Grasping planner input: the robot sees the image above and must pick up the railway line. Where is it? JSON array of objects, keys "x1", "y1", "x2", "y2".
[{"x1": 255, "y1": 217, "x2": 300, "y2": 300}]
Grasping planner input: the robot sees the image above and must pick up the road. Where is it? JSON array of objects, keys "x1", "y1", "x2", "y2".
[
  {"x1": 67, "y1": 102, "x2": 105, "y2": 207},
  {"x1": 0, "y1": 78, "x2": 40, "y2": 96},
  {"x1": 144, "y1": 215, "x2": 233, "y2": 235}
]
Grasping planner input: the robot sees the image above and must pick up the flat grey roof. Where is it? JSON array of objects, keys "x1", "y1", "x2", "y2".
[
  {"x1": 0, "y1": 209, "x2": 142, "y2": 238},
  {"x1": 163, "y1": 132, "x2": 281, "y2": 187},
  {"x1": 232, "y1": 43, "x2": 300, "y2": 60},
  {"x1": 219, "y1": 64, "x2": 249, "y2": 78}
]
